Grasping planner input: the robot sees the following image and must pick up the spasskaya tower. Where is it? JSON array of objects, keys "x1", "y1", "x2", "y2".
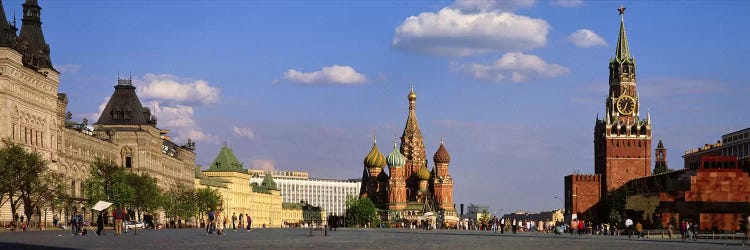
[{"x1": 594, "y1": 6, "x2": 652, "y2": 193}]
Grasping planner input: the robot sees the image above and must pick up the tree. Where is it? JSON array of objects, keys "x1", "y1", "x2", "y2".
[
  {"x1": 84, "y1": 159, "x2": 134, "y2": 208},
  {"x1": 0, "y1": 139, "x2": 65, "y2": 225},
  {"x1": 125, "y1": 172, "x2": 161, "y2": 214},
  {"x1": 344, "y1": 196, "x2": 378, "y2": 227},
  {"x1": 195, "y1": 187, "x2": 221, "y2": 223},
  {"x1": 163, "y1": 184, "x2": 197, "y2": 224}
]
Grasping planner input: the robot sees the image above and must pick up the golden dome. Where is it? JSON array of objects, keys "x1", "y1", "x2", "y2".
[{"x1": 408, "y1": 85, "x2": 416, "y2": 100}]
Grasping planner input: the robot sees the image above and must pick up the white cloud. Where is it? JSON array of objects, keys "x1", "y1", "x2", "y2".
[
  {"x1": 552, "y1": 0, "x2": 583, "y2": 7},
  {"x1": 453, "y1": 0, "x2": 535, "y2": 12},
  {"x1": 76, "y1": 96, "x2": 109, "y2": 122},
  {"x1": 57, "y1": 64, "x2": 81, "y2": 74},
  {"x1": 282, "y1": 65, "x2": 367, "y2": 84},
  {"x1": 456, "y1": 52, "x2": 569, "y2": 82},
  {"x1": 149, "y1": 101, "x2": 219, "y2": 144},
  {"x1": 568, "y1": 29, "x2": 607, "y2": 48},
  {"x1": 136, "y1": 73, "x2": 220, "y2": 105},
  {"x1": 232, "y1": 126, "x2": 255, "y2": 140},
  {"x1": 251, "y1": 159, "x2": 275, "y2": 172},
  {"x1": 392, "y1": 7, "x2": 549, "y2": 56}
]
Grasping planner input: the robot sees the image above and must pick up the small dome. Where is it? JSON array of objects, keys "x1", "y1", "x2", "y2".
[
  {"x1": 408, "y1": 85, "x2": 416, "y2": 100},
  {"x1": 433, "y1": 140, "x2": 451, "y2": 164},
  {"x1": 364, "y1": 142, "x2": 386, "y2": 168},
  {"x1": 387, "y1": 142, "x2": 406, "y2": 167},
  {"x1": 416, "y1": 164, "x2": 431, "y2": 180}
]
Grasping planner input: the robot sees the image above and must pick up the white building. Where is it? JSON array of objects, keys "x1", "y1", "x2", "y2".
[{"x1": 250, "y1": 171, "x2": 361, "y2": 216}]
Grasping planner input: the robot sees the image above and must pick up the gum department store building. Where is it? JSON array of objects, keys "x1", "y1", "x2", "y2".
[{"x1": 0, "y1": 0, "x2": 195, "y2": 223}]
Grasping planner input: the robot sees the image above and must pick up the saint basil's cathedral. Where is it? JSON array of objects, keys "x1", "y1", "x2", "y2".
[{"x1": 360, "y1": 87, "x2": 458, "y2": 227}]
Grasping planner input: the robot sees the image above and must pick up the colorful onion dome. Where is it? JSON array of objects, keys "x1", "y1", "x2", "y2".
[
  {"x1": 416, "y1": 164, "x2": 431, "y2": 180},
  {"x1": 364, "y1": 140, "x2": 386, "y2": 169},
  {"x1": 387, "y1": 141, "x2": 406, "y2": 167},
  {"x1": 433, "y1": 139, "x2": 451, "y2": 164}
]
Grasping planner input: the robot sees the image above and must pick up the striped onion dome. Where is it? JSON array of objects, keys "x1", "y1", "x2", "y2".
[
  {"x1": 416, "y1": 164, "x2": 431, "y2": 180},
  {"x1": 433, "y1": 139, "x2": 451, "y2": 164},
  {"x1": 387, "y1": 141, "x2": 406, "y2": 167},
  {"x1": 364, "y1": 141, "x2": 386, "y2": 169}
]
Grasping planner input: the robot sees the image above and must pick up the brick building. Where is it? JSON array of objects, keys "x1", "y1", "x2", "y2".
[
  {"x1": 564, "y1": 6, "x2": 652, "y2": 220},
  {"x1": 564, "y1": 174, "x2": 601, "y2": 219},
  {"x1": 624, "y1": 156, "x2": 750, "y2": 231}
]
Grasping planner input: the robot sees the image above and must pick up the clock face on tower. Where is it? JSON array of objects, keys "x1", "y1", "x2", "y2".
[{"x1": 616, "y1": 95, "x2": 635, "y2": 115}]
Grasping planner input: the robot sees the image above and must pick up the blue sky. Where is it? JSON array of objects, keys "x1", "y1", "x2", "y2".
[{"x1": 18, "y1": 0, "x2": 749, "y2": 214}]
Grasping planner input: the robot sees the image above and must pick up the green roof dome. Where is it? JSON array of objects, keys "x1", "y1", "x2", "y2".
[
  {"x1": 387, "y1": 141, "x2": 406, "y2": 167},
  {"x1": 364, "y1": 141, "x2": 386, "y2": 168},
  {"x1": 416, "y1": 164, "x2": 431, "y2": 180}
]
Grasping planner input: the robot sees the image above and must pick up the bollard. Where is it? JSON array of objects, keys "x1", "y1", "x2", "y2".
[
  {"x1": 309, "y1": 225, "x2": 313, "y2": 236},
  {"x1": 325, "y1": 227, "x2": 328, "y2": 236}
]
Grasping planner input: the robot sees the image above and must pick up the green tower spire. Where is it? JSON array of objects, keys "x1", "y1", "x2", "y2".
[{"x1": 615, "y1": 5, "x2": 631, "y2": 63}]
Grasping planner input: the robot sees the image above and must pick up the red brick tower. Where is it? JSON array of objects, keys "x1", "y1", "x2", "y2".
[
  {"x1": 432, "y1": 139, "x2": 455, "y2": 211},
  {"x1": 401, "y1": 86, "x2": 427, "y2": 200},
  {"x1": 594, "y1": 6, "x2": 652, "y2": 193},
  {"x1": 387, "y1": 140, "x2": 407, "y2": 210}
]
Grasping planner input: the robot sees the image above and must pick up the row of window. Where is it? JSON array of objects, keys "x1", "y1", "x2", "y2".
[{"x1": 11, "y1": 124, "x2": 44, "y2": 147}]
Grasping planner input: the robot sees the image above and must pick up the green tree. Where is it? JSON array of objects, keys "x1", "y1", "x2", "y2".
[
  {"x1": 125, "y1": 172, "x2": 161, "y2": 213},
  {"x1": 163, "y1": 184, "x2": 197, "y2": 223},
  {"x1": 344, "y1": 196, "x2": 378, "y2": 227},
  {"x1": 0, "y1": 139, "x2": 65, "y2": 224},
  {"x1": 84, "y1": 159, "x2": 134, "y2": 208},
  {"x1": 195, "y1": 187, "x2": 221, "y2": 222}
]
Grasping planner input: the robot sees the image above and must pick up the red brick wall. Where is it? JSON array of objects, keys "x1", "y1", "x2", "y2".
[
  {"x1": 700, "y1": 213, "x2": 740, "y2": 231},
  {"x1": 565, "y1": 174, "x2": 601, "y2": 215}
]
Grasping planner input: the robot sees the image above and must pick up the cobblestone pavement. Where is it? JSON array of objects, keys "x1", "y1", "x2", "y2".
[{"x1": 0, "y1": 228, "x2": 746, "y2": 249}]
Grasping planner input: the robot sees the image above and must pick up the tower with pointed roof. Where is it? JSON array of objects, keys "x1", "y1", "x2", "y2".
[
  {"x1": 401, "y1": 86, "x2": 427, "y2": 200},
  {"x1": 17, "y1": 0, "x2": 54, "y2": 71},
  {"x1": 432, "y1": 139, "x2": 455, "y2": 211},
  {"x1": 359, "y1": 87, "x2": 458, "y2": 227},
  {"x1": 594, "y1": 6, "x2": 652, "y2": 193},
  {"x1": 361, "y1": 137, "x2": 387, "y2": 207},
  {"x1": 387, "y1": 139, "x2": 407, "y2": 210},
  {"x1": 654, "y1": 139, "x2": 668, "y2": 174}
]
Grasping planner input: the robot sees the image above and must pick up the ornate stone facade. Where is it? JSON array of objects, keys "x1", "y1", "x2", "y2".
[{"x1": 0, "y1": 1, "x2": 195, "y2": 224}]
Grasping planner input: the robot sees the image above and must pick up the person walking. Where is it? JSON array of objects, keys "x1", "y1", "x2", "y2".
[
  {"x1": 239, "y1": 213, "x2": 244, "y2": 230},
  {"x1": 232, "y1": 212, "x2": 237, "y2": 231},
  {"x1": 570, "y1": 219, "x2": 578, "y2": 236},
  {"x1": 680, "y1": 220, "x2": 687, "y2": 241},
  {"x1": 577, "y1": 219, "x2": 584, "y2": 236},
  {"x1": 635, "y1": 221, "x2": 643, "y2": 238},
  {"x1": 690, "y1": 221, "x2": 698, "y2": 241},
  {"x1": 512, "y1": 218, "x2": 517, "y2": 234},
  {"x1": 113, "y1": 206, "x2": 125, "y2": 235},
  {"x1": 96, "y1": 212, "x2": 104, "y2": 236},
  {"x1": 207, "y1": 209, "x2": 215, "y2": 234},
  {"x1": 500, "y1": 217, "x2": 505, "y2": 234},
  {"x1": 625, "y1": 218, "x2": 633, "y2": 238}
]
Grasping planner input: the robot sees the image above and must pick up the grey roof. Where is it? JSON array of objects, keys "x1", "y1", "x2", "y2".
[
  {"x1": 0, "y1": 0, "x2": 18, "y2": 49},
  {"x1": 17, "y1": 0, "x2": 54, "y2": 70},
  {"x1": 95, "y1": 83, "x2": 154, "y2": 126}
]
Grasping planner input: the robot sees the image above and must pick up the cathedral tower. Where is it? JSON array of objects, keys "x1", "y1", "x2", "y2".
[
  {"x1": 594, "y1": 6, "x2": 652, "y2": 193},
  {"x1": 387, "y1": 140, "x2": 407, "y2": 210},
  {"x1": 400, "y1": 86, "x2": 427, "y2": 200},
  {"x1": 362, "y1": 138, "x2": 387, "y2": 207},
  {"x1": 17, "y1": 0, "x2": 54, "y2": 71},
  {"x1": 432, "y1": 139, "x2": 455, "y2": 211}
]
